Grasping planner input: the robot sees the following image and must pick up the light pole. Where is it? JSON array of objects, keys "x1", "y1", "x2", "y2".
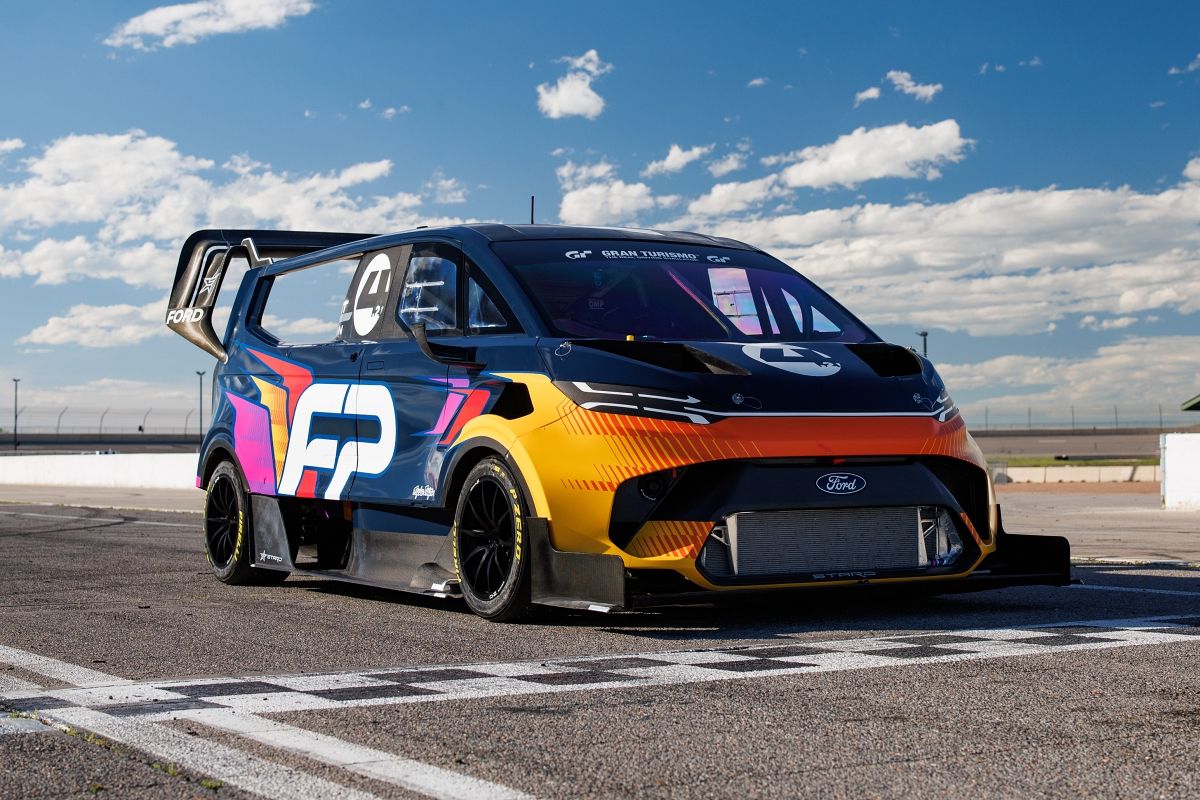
[
  {"x1": 196, "y1": 371, "x2": 206, "y2": 436},
  {"x1": 916, "y1": 330, "x2": 928, "y2": 357},
  {"x1": 11, "y1": 378, "x2": 19, "y2": 451}
]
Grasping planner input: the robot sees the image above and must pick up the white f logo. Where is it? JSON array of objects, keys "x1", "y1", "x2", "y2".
[{"x1": 278, "y1": 383, "x2": 397, "y2": 499}]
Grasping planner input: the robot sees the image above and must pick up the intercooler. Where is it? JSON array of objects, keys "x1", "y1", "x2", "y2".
[{"x1": 698, "y1": 505, "x2": 963, "y2": 580}]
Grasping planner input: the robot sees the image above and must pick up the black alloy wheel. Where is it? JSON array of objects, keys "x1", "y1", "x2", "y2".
[
  {"x1": 454, "y1": 457, "x2": 532, "y2": 621},
  {"x1": 204, "y1": 460, "x2": 288, "y2": 585},
  {"x1": 205, "y1": 470, "x2": 240, "y2": 571}
]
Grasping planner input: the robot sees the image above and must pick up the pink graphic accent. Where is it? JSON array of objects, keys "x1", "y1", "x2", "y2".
[
  {"x1": 227, "y1": 392, "x2": 277, "y2": 494},
  {"x1": 441, "y1": 390, "x2": 490, "y2": 445},
  {"x1": 426, "y1": 391, "x2": 466, "y2": 436}
]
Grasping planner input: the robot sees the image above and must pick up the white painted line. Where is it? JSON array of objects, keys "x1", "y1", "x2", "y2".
[
  {"x1": 130, "y1": 520, "x2": 195, "y2": 529},
  {"x1": 0, "y1": 510, "x2": 195, "y2": 529},
  {"x1": 1074, "y1": 558, "x2": 1200, "y2": 568},
  {"x1": 0, "y1": 673, "x2": 43, "y2": 692},
  {"x1": 0, "y1": 716, "x2": 52, "y2": 735},
  {"x1": 19, "y1": 616, "x2": 1192, "y2": 722},
  {"x1": 1071, "y1": 584, "x2": 1200, "y2": 598},
  {"x1": 0, "y1": 511, "x2": 125, "y2": 524},
  {"x1": 0, "y1": 643, "x2": 536, "y2": 800},
  {"x1": 0, "y1": 644, "x2": 131, "y2": 689},
  {"x1": 183, "y1": 710, "x2": 532, "y2": 800},
  {"x1": 50, "y1": 707, "x2": 385, "y2": 800}
]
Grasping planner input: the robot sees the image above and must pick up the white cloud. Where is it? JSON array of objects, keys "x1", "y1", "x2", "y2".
[
  {"x1": 0, "y1": 130, "x2": 439, "y2": 287},
  {"x1": 1150, "y1": 100, "x2": 1167, "y2": 110},
  {"x1": 104, "y1": 0, "x2": 314, "y2": 50},
  {"x1": 1019, "y1": 56, "x2": 1043, "y2": 67},
  {"x1": 707, "y1": 152, "x2": 747, "y2": 178},
  {"x1": 380, "y1": 105, "x2": 409, "y2": 120},
  {"x1": 667, "y1": 160, "x2": 1200, "y2": 337},
  {"x1": 885, "y1": 70, "x2": 942, "y2": 102},
  {"x1": 0, "y1": 138, "x2": 23, "y2": 155},
  {"x1": 559, "y1": 50, "x2": 612, "y2": 77},
  {"x1": 1168, "y1": 53, "x2": 1200, "y2": 75},
  {"x1": 303, "y1": 108, "x2": 316, "y2": 119},
  {"x1": 536, "y1": 49, "x2": 612, "y2": 120},
  {"x1": 15, "y1": 378, "x2": 194, "y2": 409},
  {"x1": 555, "y1": 160, "x2": 677, "y2": 225},
  {"x1": 747, "y1": 77, "x2": 768, "y2": 88},
  {"x1": 763, "y1": 120, "x2": 971, "y2": 189},
  {"x1": 941, "y1": 337, "x2": 1200, "y2": 411},
  {"x1": 1185, "y1": 157, "x2": 1200, "y2": 182},
  {"x1": 979, "y1": 62, "x2": 989, "y2": 75},
  {"x1": 424, "y1": 170, "x2": 468, "y2": 204},
  {"x1": 1079, "y1": 315, "x2": 1138, "y2": 330},
  {"x1": 641, "y1": 144, "x2": 714, "y2": 178},
  {"x1": 853, "y1": 86, "x2": 880, "y2": 107},
  {"x1": 358, "y1": 98, "x2": 372, "y2": 110},
  {"x1": 687, "y1": 175, "x2": 785, "y2": 216},
  {"x1": 994, "y1": 64, "x2": 1007, "y2": 73},
  {"x1": 18, "y1": 301, "x2": 165, "y2": 347}
]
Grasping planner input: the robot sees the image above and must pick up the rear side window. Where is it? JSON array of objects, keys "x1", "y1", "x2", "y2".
[
  {"x1": 257, "y1": 257, "x2": 361, "y2": 345},
  {"x1": 398, "y1": 244, "x2": 459, "y2": 333}
]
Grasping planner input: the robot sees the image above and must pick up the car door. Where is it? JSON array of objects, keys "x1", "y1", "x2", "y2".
[
  {"x1": 242, "y1": 252, "x2": 366, "y2": 500},
  {"x1": 342, "y1": 242, "x2": 457, "y2": 506}
]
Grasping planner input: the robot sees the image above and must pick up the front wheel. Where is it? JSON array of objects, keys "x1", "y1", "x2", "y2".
[
  {"x1": 204, "y1": 460, "x2": 288, "y2": 585},
  {"x1": 452, "y1": 457, "x2": 532, "y2": 621}
]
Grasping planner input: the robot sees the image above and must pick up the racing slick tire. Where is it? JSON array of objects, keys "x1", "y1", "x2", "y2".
[
  {"x1": 453, "y1": 457, "x2": 532, "y2": 621},
  {"x1": 204, "y1": 460, "x2": 289, "y2": 586}
]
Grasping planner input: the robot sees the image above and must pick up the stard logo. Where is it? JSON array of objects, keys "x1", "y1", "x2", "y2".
[{"x1": 816, "y1": 472, "x2": 867, "y2": 495}]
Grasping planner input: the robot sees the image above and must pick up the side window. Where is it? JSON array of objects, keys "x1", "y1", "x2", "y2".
[
  {"x1": 709, "y1": 267, "x2": 762, "y2": 335},
  {"x1": 398, "y1": 244, "x2": 458, "y2": 333},
  {"x1": 340, "y1": 248, "x2": 401, "y2": 342},
  {"x1": 782, "y1": 289, "x2": 843, "y2": 337},
  {"x1": 211, "y1": 253, "x2": 251, "y2": 344},
  {"x1": 467, "y1": 276, "x2": 512, "y2": 333},
  {"x1": 257, "y1": 256, "x2": 361, "y2": 345}
]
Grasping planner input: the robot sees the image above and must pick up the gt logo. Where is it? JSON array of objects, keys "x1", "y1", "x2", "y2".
[
  {"x1": 707, "y1": 255, "x2": 731, "y2": 263},
  {"x1": 166, "y1": 307, "x2": 204, "y2": 324},
  {"x1": 278, "y1": 383, "x2": 397, "y2": 500},
  {"x1": 565, "y1": 250, "x2": 592, "y2": 260}
]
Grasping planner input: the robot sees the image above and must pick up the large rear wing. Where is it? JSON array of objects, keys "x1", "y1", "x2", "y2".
[{"x1": 165, "y1": 229, "x2": 375, "y2": 361}]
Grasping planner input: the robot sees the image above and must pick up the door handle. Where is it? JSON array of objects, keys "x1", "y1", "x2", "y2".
[{"x1": 366, "y1": 360, "x2": 384, "y2": 370}]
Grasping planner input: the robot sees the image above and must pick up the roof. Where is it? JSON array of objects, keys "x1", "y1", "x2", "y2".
[
  {"x1": 1183, "y1": 393, "x2": 1200, "y2": 412},
  {"x1": 466, "y1": 223, "x2": 757, "y2": 251}
]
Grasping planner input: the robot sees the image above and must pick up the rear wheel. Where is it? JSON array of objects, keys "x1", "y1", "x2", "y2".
[
  {"x1": 453, "y1": 457, "x2": 532, "y2": 621},
  {"x1": 204, "y1": 460, "x2": 288, "y2": 585}
]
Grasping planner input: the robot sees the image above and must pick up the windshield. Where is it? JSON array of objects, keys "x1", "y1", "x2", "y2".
[{"x1": 493, "y1": 240, "x2": 874, "y2": 342}]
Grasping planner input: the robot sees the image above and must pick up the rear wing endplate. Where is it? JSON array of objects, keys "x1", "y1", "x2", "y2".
[{"x1": 165, "y1": 229, "x2": 375, "y2": 361}]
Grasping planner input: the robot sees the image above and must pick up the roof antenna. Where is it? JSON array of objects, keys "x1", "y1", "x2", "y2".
[{"x1": 530, "y1": 195, "x2": 535, "y2": 225}]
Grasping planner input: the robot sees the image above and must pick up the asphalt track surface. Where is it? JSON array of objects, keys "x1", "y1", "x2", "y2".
[{"x1": 2, "y1": 499, "x2": 1200, "y2": 798}]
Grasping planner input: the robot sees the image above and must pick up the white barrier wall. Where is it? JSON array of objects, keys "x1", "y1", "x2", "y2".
[
  {"x1": 0, "y1": 453, "x2": 198, "y2": 489},
  {"x1": 1004, "y1": 465, "x2": 1161, "y2": 484},
  {"x1": 1162, "y1": 433, "x2": 1200, "y2": 511}
]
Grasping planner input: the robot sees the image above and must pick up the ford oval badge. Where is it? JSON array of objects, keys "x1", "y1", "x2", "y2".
[{"x1": 816, "y1": 472, "x2": 867, "y2": 495}]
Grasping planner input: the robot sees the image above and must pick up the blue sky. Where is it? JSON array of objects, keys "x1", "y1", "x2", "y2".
[{"x1": 1, "y1": 0, "x2": 1198, "y2": 427}]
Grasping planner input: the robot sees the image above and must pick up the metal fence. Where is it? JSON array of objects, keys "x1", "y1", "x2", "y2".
[
  {"x1": 0, "y1": 403, "x2": 1195, "y2": 436},
  {"x1": 959, "y1": 403, "x2": 1196, "y2": 432},
  {"x1": 1, "y1": 407, "x2": 204, "y2": 436}
]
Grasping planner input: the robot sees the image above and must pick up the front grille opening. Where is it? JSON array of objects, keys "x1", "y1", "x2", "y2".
[{"x1": 699, "y1": 505, "x2": 966, "y2": 582}]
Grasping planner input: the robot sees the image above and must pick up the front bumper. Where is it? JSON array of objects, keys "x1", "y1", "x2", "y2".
[{"x1": 528, "y1": 518, "x2": 1072, "y2": 611}]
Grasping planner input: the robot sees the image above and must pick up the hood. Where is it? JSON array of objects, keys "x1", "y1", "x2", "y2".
[{"x1": 540, "y1": 338, "x2": 957, "y2": 423}]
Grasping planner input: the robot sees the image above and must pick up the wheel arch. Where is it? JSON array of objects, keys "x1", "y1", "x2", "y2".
[
  {"x1": 200, "y1": 439, "x2": 242, "y2": 490},
  {"x1": 441, "y1": 437, "x2": 539, "y2": 518}
]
